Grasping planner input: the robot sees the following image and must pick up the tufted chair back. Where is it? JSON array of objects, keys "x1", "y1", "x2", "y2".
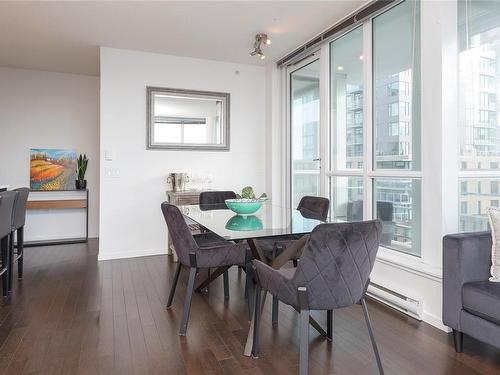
[
  {"x1": 12, "y1": 187, "x2": 29, "y2": 230},
  {"x1": 292, "y1": 220, "x2": 382, "y2": 310},
  {"x1": 199, "y1": 191, "x2": 237, "y2": 210},
  {"x1": 297, "y1": 196, "x2": 330, "y2": 221},
  {"x1": 161, "y1": 202, "x2": 198, "y2": 266}
]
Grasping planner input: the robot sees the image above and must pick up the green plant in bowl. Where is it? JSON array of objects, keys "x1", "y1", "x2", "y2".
[{"x1": 225, "y1": 186, "x2": 268, "y2": 216}]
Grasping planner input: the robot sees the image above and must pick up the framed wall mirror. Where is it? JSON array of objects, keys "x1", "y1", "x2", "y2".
[{"x1": 147, "y1": 87, "x2": 230, "y2": 151}]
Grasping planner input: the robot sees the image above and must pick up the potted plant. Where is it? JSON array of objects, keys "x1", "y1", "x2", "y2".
[
  {"x1": 76, "y1": 154, "x2": 88, "y2": 190},
  {"x1": 225, "y1": 186, "x2": 268, "y2": 216}
]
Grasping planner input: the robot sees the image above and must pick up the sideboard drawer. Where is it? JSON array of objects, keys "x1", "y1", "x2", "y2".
[{"x1": 175, "y1": 195, "x2": 200, "y2": 206}]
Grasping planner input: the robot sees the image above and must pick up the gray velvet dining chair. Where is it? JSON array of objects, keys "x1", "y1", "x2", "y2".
[
  {"x1": 199, "y1": 191, "x2": 236, "y2": 211},
  {"x1": 251, "y1": 220, "x2": 384, "y2": 375},
  {"x1": 9, "y1": 187, "x2": 29, "y2": 288},
  {"x1": 0, "y1": 191, "x2": 18, "y2": 297},
  {"x1": 257, "y1": 195, "x2": 330, "y2": 324},
  {"x1": 196, "y1": 190, "x2": 238, "y2": 298},
  {"x1": 161, "y1": 202, "x2": 253, "y2": 336}
]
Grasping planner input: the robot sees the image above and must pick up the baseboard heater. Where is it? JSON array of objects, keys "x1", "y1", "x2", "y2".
[{"x1": 367, "y1": 282, "x2": 423, "y2": 320}]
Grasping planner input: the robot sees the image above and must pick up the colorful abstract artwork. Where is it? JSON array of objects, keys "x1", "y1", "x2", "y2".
[{"x1": 30, "y1": 149, "x2": 77, "y2": 191}]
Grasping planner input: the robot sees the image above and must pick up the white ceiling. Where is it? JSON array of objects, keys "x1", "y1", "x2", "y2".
[{"x1": 0, "y1": 1, "x2": 367, "y2": 76}]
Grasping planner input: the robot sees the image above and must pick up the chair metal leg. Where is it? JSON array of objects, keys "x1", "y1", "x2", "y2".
[
  {"x1": 453, "y1": 329, "x2": 463, "y2": 353},
  {"x1": 327, "y1": 310, "x2": 333, "y2": 341},
  {"x1": 17, "y1": 227, "x2": 23, "y2": 279},
  {"x1": 223, "y1": 269, "x2": 230, "y2": 299},
  {"x1": 166, "y1": 263, "x2": 182, "y2": 308},
  {"x1": 251, "y1": 283, "x2": 262, "y2": 358},
  {"x1": 272, "y1": 296, "x2": 279, "y2": 325},
  {"x1": 179, "y1": 266, "x2": 197, "y2": 336},
  {"x1": 245, "y1": 261, "x2": 255, "y2": 321},
  {"x1": 1, "y1": 237, "x2": 8, "y2": 297},
  {"x1": 361, "y1": 298, "x2": 384, "y2": 375},
  {"x1": 7, "y1": 232, "x2": 13, "y2": 292},
  {"x1": 298, "y1": 287, "x2": 309, "y2": 375}
]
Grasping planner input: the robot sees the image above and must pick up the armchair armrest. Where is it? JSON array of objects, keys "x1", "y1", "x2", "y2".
[{"x1": 443, "y1": 231, "x2": 492, "y2": 330}]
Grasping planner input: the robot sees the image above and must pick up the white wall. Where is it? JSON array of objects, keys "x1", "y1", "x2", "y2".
[
  {"x1": 99, "y1": 47, "x2": 266, "y2": 260},
  {"x1": 0, "y1": 67, "x2": 99, "y2": 241}
]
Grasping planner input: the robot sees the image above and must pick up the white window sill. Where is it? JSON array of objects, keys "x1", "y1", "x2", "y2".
[{"x1": 376, "y1": 246, "x2": 442, "y2": 282}]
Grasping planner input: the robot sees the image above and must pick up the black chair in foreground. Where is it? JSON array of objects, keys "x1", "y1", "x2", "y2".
[
  {"x1": 161, "y1": 202, "x2": 253, "y2": 336},
  {"x1": 0, "y1": 191, "x2": 18, "y2": 297},
  {"x1": 9, "y1": 187, "x2": 29, "y2": 289},
  {"x1": 251, "y1": 220, "x2": 384, "y2": 375}
]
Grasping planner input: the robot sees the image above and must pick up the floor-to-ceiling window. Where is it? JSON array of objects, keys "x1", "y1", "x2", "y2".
[
  {"x1": 372, "y1": 0, "x2": 421, "y2": 256},
  {"x1": 458, "y1": 0, "x2": 500, "y2": 232},
  {"x1": 290, "y1": 59, "x2": 321, "y2": 208},
  {"x1": 326, "y1": 0, "x2": 422, "y2": 256},
  {"x1": 328, "y1": 26, "x2": 365, "y2": 223}
]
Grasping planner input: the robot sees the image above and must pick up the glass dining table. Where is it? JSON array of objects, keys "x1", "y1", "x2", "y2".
[
  {"x1": 179, "y1": 201, "x2": 336, "y2": 356},
  {"x1": 179, "y1": 201, "x2": 329, "y2": 260}
]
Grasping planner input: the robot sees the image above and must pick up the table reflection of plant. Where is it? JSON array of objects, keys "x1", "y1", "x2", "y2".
[{"x1": 225, "y1": 215, "x2": 263, "y2": 231}]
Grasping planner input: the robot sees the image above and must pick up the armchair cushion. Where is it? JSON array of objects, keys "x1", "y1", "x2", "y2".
[{"x1": 463, "y1": 281, "x2": 500, "y2": 326}]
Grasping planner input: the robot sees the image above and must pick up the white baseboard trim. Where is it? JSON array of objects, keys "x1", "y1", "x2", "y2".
[
  {"x1": 98, "y1": 248, "x2": 168, "y2": 261},
  {"x1": 25, "y1": 233, "x2": 99, "y2": 242},
  {"x1": 423, "y1": 311, "x2": 450, "y2": 332}
]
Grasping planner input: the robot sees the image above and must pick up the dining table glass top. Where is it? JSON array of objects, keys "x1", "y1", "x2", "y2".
[{"x1": 179, "y1": 201, "x2": 335, "y2": 241}]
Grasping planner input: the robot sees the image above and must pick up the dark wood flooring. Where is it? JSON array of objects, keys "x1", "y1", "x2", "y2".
[{"x1": 0, "y1": 240, "x2": 499, "y2": 374}]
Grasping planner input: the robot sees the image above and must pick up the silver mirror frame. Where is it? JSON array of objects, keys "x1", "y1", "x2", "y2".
[{"x1": 146, "y1": 86, "x2": 230, "y2": 151}]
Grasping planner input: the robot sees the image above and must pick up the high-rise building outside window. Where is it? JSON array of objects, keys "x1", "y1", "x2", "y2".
[{"x1": 458, "y1": 0, "x2": 500, "y2": 232}]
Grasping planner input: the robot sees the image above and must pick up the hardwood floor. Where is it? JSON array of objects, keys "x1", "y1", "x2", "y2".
[{"x1": 0, "y1": 240, "x2": 499, "y2": 374}]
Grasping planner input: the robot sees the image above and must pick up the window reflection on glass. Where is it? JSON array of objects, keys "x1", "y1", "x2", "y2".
[
  {"x1": 153, "y1": 96, "x2": 221, "y2": 144},
  {"x1": 329, "y1": 176, "x2": 364, "y2": 221},
  {"x1": 373, "y1": 0, "x2": 421, "y2": 170},
  {"x1": 291, "y1": 60, "x2": 321, "y2": 207},
  {"x1": 457, "y1": 0, "x2": 500, "y2": 232},
  {"x1": 373, "y1": 178, "x2": 421, "y2": 257},
  {"x1": 330, "y1": 26, "x2": 364, "y2": 170},
  {"x1": 459, "y1": 178, "x2": 500, "y2": 232},
  {"x1": 458, "y1": 0, "x2": 500, "y2": 172}
]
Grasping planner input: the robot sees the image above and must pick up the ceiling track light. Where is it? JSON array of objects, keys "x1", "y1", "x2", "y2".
[{"x1": 250, "y1": 33, "x2": 271, "y2": 60}]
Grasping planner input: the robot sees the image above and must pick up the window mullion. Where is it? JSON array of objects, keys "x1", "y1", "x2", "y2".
[{"x1": 363, "y1": 20, "x2": 373, "y2": 221}]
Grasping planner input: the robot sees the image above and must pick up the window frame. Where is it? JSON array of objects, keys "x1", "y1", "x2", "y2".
[{"x1": 325, "y1": 0, "x2": 423, "y2": 258}]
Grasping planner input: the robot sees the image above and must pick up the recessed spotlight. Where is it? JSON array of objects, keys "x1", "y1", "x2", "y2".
[
  {"x1": 337, "y1": 66, "x2": 344, "y2": 71},
  {"x1": 359, "y1": 55, "x2": 364, "y2": 60}
]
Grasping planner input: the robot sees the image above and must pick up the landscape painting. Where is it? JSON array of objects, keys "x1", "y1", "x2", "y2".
[{"x1": 30, "y1": 149, "x2": 77, "y2": 191}]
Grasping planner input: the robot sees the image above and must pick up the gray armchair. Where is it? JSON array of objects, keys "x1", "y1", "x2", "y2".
[
  {"x1": 252, "y1": 220, "x2": 384, "y2": 375},
  {"x1": 161, "y1": 202, "x2": 253, "y2": 336},
  {"x1": 443, "y1": 231, "x2": 500, "y2": 352},
  {"x1": 257, "y1": 195, "x2": 330, "y2": 324}
]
